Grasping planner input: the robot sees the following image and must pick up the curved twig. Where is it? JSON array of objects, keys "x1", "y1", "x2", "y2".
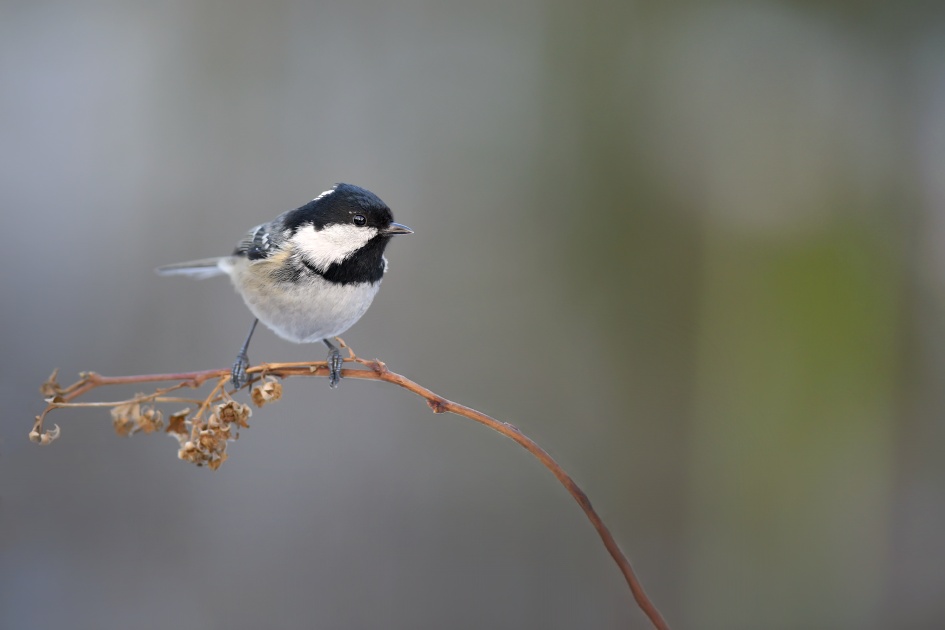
[{"x1": 32, "y1": 357, "x2": 669, "y2": 630}]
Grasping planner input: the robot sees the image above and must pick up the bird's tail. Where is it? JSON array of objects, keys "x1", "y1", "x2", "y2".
[{"x1": 155, "y1": 257, "x2": 228, "y2": 279}]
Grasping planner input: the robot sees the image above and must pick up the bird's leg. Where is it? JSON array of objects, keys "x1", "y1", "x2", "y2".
[
  {"x1": 231, "y1": 318, "x2": 259, "y2": 389},
  {"x1": 324, "y1": 338, "x2": 344, "y2": 388}
]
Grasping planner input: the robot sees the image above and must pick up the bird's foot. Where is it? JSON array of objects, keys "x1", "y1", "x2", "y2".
[
  {"x1": 231, "y1": 352, "x2": 250, "y2": 389},
  {"x1": 327, "y1": 346, "x2": 343, "y2": 389}
]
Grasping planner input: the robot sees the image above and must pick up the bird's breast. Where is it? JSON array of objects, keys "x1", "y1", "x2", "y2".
[{"x1": 228, "y1": 258, "x2": 382, "y2": 343}]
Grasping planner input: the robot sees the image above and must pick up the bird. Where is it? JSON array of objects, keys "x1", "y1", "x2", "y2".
[{"x1": 156, "y1": 183, "x2": 412, "y2": 389}]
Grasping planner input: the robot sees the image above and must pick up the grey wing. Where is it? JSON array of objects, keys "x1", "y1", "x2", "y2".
[
  {"x1": 233, "y1": 220, "x2": 286, "y2": 261},
  {"x1": 158, "y1": 213, "x2": 289, "y2": 279}
]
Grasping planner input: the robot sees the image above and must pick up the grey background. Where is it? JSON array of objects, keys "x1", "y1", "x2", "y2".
[{"x1": 3, "y1": 1, "x2": 945, "y2": 629}]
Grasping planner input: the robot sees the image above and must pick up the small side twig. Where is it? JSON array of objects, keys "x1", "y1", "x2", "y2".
[{"x1": 32, "y1": 353, "x2": 669, "y2": 629}]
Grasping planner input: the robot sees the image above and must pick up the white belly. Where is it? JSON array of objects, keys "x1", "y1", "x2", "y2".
[{"x1": 226, "y1": 258, "x2": 381, "y2": 343}]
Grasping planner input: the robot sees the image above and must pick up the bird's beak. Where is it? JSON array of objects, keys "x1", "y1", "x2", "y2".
[{"x1": 384, "y1": 222, "x2": 413, "y2": 235}]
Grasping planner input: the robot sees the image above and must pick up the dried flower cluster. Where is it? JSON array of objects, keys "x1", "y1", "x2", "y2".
[
  {"x1": 168, "y1": 400, "x2": 251, "y2": 470},
  {"x1": 31, "y1": 369, "x2": 66, "y2": 445},
  {"x1": 111, "y1": 401, "x2": 165, "y2": 436},
  {"x1": 104, "y1": 378, "x2": 277, "y2": 470},
  {"x1": 33, "y1": 369, "x2": 285, "y2": 470}
]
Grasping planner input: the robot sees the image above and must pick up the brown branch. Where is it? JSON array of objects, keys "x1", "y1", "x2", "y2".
[{"x1": 32, "y1": 357, "x2": 669, "y2": 630}]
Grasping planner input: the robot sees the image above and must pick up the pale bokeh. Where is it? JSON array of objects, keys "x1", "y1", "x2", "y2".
[{"x1": 2, "y1": 2, "x2": 944, "y2": 628}]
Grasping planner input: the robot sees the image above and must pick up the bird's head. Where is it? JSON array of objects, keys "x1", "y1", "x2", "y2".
[{"x1": 284, "y1": 183, "x2": 412, "y2": 272}]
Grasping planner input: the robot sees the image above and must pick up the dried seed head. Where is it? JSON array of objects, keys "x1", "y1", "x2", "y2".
[
  {"x1": 136, "y1": 406, "x2": 164, "y2": 433},
  {"x1": 178, "y1": 440, "x2": 204, "y2": 464},
  {"x1": 198, "y1": 429, "x2": 218, "y2": 450},
  {"x1": 173, "y1": 401, "x2": 251, "y2": 470},
  {"x1": 216, "y1": 400, "x2": 251, "y2": 428},
  {"x1": 166, "y1": 409, "x2": 190, "y2": 437},
  {"x1": 29, "y1": 421, "x2": 61, "y2": 445},
  {"x1": 111, "y1": 403, "x2": 140, "y2": 437},
  {"x1": 39, "y1": 369, "x2": 62, "y2": 398},
  {"x1": 251, "y1": 378, "x2": 283, "y2": 407},
  {"x1": 207, "y1": 452, "x2": 228, "y2": 471}
]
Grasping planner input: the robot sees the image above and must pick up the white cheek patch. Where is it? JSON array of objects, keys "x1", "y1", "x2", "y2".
[{"x1": 292, "y1": 223, "x2": 378, "y2": 270}]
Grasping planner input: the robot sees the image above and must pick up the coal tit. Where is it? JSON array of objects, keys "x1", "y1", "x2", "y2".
[{"x1": 157, "y1": 183, "x2": 412, "y2": 388}]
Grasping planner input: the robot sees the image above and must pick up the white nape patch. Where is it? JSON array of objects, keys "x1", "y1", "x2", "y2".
[
  {"x1": 291, "y1": 223, "x2": 378, "y2": 270},
  {"x1": 312, "y1": 188, "x2": 334, "y2": 202}
]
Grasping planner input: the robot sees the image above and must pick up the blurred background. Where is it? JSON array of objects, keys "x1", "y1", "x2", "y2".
[{"x1": 2, "y1": 1, "x2": 944, "y2": 628}]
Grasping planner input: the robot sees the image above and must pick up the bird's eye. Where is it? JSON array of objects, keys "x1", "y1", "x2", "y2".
[{"x1": 352, "y1": 214, "x2": 367, "y2": 227}]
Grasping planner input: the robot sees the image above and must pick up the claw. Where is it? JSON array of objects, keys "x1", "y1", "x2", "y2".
[
  {"x1": 232, "y1": 319, "x2": 258, "y2": 390},
  {"x1": 327, "y1": 346, "x2": 343, "y2": 389},
  {"x1": 232, "y1": 352, "x2": 250, "y2": 389}
]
